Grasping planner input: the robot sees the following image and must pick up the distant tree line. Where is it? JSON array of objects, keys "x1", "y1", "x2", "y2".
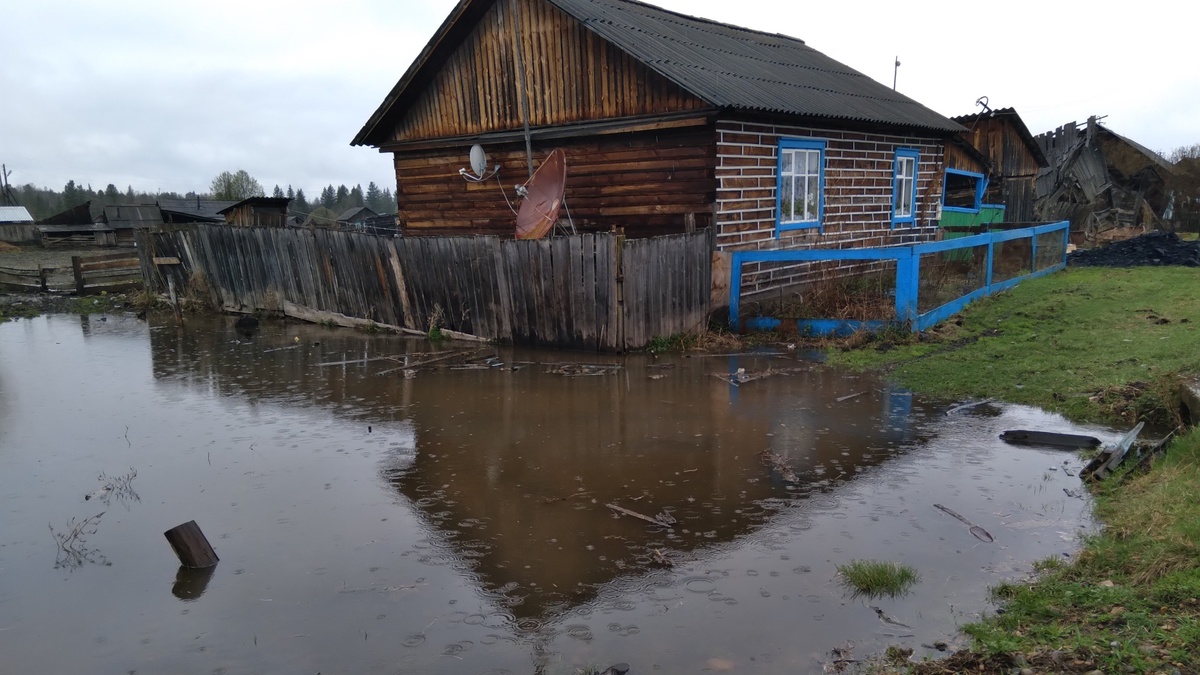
[{"x1": 9, "y1": 169, "x2": 397, "y2": 222}]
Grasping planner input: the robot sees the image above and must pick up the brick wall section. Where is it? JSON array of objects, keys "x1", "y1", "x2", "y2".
[{"x1": 715, "y1": 119, "x2": 946, "y2": 297}]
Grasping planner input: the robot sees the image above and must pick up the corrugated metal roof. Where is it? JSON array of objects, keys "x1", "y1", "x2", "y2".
[
  {"x1": 547, "y1": 0, "x2": 961, "y2": 132},
  {"x1": 102, "y1": 205, "x2": 163, "y2": 229},
  {"x1": 158, "y1": 198, "x2": 237, "y2": 221},
  {"x1": 354, "y1": 0, "x2": 962, "y2": 145},
  {"x1": 0, "y1": 206, "x2": 35, "y2": 223}
]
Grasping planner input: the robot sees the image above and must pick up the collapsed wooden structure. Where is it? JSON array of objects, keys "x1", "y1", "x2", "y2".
[{"x1": 1035, "y1": 116, "x2": 1175, "y2": 240}]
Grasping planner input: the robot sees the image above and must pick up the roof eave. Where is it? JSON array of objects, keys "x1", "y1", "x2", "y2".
[{"x1": 352, "y1": 0, "x2": 483, "y2": 147}]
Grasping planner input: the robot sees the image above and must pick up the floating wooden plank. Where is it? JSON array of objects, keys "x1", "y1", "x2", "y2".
[{"x1": 999, "y1": 429, "x2": 1102, "y2": 450}]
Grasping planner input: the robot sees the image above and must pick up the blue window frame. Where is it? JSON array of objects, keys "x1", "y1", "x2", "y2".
[
  {"x1": 892, "y1": 148, "x2": 919, "y2": 227},
  {"x1": 777, "y1": 138, "x2": 825, "y2": 234},
  {"x1": 943, "y1": 168, "x2": 988, "y2": 213}
]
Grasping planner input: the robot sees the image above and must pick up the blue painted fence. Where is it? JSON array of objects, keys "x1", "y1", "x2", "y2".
[{"x1": 729, "y1": 221, "x2": 1070, "y2": 335}]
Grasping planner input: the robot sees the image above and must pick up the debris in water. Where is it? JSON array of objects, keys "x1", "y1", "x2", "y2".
[
  {"x1": 760, "y1": 450, "x2": 798, "y2": 482},
  {"x1": 870, "y1": 606, "x2": 912, "y2": 629},
  {"x1": 606, "y1": 503, "x2": 675, "y2": 527},
  {"x1": 835, "y1": 391, "x2": 867, "y2": 403},
  {"x1": 598, "y1": 662, "x2": 630, "y2": 675},
  {"x1": 1081, "y1": 422, "x2": 1144, "y2": 482},
  {"x1": 823, "y1": 642, "x2": 856, "y2": 673},
  {"x1": 932, "y1": 504, "x2": 994, "y2": 543},
  {"x1": 944, "y1": 398, "x2": 994, "y2": 415},
  {"x1": 1000, "y1": 429, "x2": 1101, "y2": 449}
]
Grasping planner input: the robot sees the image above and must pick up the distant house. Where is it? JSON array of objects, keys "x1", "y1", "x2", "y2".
[
  {"x1": 158, "y1": 198, "x2": 237, "y2": 223},
  {"x1": 945, "y1": 107, "x2": 1049, "y2": 225},
  {"x1": 218, "y1": 197, "x2": 291, "y2": 228},
  {"x1": 337, "y1": 206, "x2": 379, "y2": 230},
  {"x1": 0, "y1": 205, "x2": 37, "y2": 245},
  {"x1": 352, "y1": 0, "x2": 963, "y2": 296},
  {"x1": 101, "y1": 204, "x2": 164, "y2": 246},
  {"x1": 1035, "y1": 116, "x2": 1174, "y2": 239}
]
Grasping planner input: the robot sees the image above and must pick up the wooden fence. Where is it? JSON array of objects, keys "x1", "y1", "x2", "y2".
[
  {"x1": 71, "y1": 252, "x2": 143, "y2": 295},
  {"x1": 137, "y1": 224, "x2": 712, "y2": 351},
  {"x1": 0, "y1": 251, "x2": 141, "y2": 295}
]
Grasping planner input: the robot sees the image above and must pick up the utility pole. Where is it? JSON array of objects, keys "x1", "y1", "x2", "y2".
[{"x1": 0, "y1": 164, "x2": 19, "y2": 206}]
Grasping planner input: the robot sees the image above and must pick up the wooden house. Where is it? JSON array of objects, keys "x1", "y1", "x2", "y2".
[
  {"x1": 945, "y1": 107, "x2": 1048, "y2": 225},
  {"x1": 336, "y1": 206, "x2": 379, "y2": 230},
  {"x1": 218, "y1": 197, "x2": 291, "y2": 228},
  {"x1": 353, "y1": 0, "x2": 964, "y2": 296},
  {"x1": 100, "y1": 204, "x2": 163, "y2": 246}
]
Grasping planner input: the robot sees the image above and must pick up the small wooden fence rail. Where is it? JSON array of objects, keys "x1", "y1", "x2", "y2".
[
  {"x1": 71, "y1": 252, "x2": 144, "y2": 295},
  {"x1": 137, "y1": 225, "x2": 712, "y2": 352},
  {"x1": 729, "y1": 220, "x2": 1070, "y2": 335},
  {"x1": 0, "y1": 264, "x2": 60, "y2": 293}
]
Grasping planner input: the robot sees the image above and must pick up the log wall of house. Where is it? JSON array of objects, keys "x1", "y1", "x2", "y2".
[
  {"x1": 713, "y1": 119, "x2": 945, "y2": 296},
  {"x1": 389, "y1": 0, "x2": 708, "y2": 144},
  {"x1": 393, "y1": 124, "x2": 717, "y2": 237}
]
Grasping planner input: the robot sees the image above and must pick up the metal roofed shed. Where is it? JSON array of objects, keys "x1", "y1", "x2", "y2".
[{"x1": 0, "y1": 206, "x2": 35, "y2": 223}]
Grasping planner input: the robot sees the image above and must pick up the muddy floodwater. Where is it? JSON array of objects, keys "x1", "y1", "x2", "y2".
[{"x1": 0, "y1": 313, "x2": 1120, "y2": 674}]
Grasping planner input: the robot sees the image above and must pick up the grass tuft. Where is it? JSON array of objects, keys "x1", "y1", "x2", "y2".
[{"x1": 836, "y1": 559, "x2": 920, "y2": 599}]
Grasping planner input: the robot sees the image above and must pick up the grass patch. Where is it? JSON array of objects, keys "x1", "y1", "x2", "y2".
[
  {"x1": 827, "y1": 267, "x2": 1200, "y2": 426},
  {"x1": 0, "y1": 302, "x2": 41, "y2": 322},
  {"x1": 837, "y1": 559, "x2": 920, "y2": 599}
]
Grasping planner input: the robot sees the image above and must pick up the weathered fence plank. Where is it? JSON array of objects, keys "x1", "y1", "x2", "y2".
[{"x1": 137, "y1": 225, "x2": 710, "y2": 351}]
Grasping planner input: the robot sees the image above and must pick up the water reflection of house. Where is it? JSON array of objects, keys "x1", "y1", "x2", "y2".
[{"x1": 143, "y1": 321, "x2": 923, "y2": 620}]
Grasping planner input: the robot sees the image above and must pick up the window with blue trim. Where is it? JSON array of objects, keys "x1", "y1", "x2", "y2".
[
  {"x1": 943, "y1": 169, "x2": 987, "y2": 213},
  {"x1": 892, "y1": 148, "x2": 918, "y2": 226},
  {"x1": 777, "y1": 139, "x2": 825, "y2": 233}
]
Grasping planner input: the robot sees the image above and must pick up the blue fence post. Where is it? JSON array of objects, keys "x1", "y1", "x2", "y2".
[
  {"x1": 985, "y1": 241, "x2": 995, "y2": 291},
  {"x1": 1030, "y1": 231, "x2": 1039, "y2": 272},
  {"x1": 1061, "y1": 222, "x2": 1070, "y2": 265},
  {"x1": 728, "y1": 252, "x2": 743, "y2": 330},
  {"x1": 894, "y1": 249, "x2": 919, "y2": 330}
]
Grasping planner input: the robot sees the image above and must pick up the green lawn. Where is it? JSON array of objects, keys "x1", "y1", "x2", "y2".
[{"x1": 829, "y1": 267, "x2": 1200, "y2": 427}]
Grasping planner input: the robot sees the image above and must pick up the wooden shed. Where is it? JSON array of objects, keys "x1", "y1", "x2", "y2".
[
  {"x1": 947, "y1": 107, "x2": 1048, "y2": 223},
  {"x1": 353, "y1": 0, "x2": 964, "y2": 296},
  {"x1": 218, "y1": 197, "x2": 291, "y2": 228}
]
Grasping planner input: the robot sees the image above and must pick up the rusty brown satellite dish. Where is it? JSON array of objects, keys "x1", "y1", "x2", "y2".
[{"x1": 515, "y1": 148, "x2": 567, "y2": 240}]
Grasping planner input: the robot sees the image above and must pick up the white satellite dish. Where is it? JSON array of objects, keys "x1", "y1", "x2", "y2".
[{"x1": 469, "y1": 145, "x2": 488, "y2": 178}]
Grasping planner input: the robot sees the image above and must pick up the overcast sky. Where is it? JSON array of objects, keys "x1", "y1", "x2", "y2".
[{"x1": 3, "y1": 0, "x2": 1196, "y2": 198}]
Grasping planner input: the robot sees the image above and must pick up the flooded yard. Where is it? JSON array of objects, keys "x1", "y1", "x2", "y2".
[{"x1": 0, "y1": 313, "x2": 1121, "y2": 674}]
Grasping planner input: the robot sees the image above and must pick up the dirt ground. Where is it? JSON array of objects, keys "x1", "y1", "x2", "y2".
[{"x1": 0, "y1": 243, "x2": 119, "y2": 271}]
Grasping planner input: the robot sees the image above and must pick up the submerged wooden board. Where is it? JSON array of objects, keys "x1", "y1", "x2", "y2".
[{"x1": 999, "y1": 429, "x2": 1102, "y2": 450}]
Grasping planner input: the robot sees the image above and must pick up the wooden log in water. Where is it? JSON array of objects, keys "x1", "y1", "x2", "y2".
[{"x1": 164, "y1": 520, "x2": 219, "y2": 569}]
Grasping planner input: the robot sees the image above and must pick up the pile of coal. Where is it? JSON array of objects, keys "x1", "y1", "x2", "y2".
[{"x1": 1068, "y1": 231, "x2": 1200, "y2": 268}]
